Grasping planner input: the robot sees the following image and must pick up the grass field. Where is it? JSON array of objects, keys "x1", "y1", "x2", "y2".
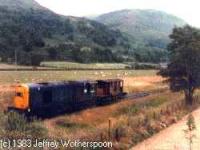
[
  {"x1": 0, "y1": 68, "x2": 194, "y2": 150},
  {"x1": 0, "y1": 70, "x2": 157, "y2": 84},
  {"x1": 0, "y1": 64, "x2": 198, "y2": 149},
  {"x1": 40, "y1": 61, "x2": 131, "y2": 69}
]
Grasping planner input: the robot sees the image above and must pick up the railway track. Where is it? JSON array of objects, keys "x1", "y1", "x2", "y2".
[
  {"x1": 124, "y1": 87, "x2": 168, "y2": 100},
  {"x1": 125, "y1": 92, "x2": 150, "y2": 100}
]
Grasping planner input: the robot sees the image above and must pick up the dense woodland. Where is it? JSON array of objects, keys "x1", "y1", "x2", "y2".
[
  {"x1": 0, "y1": 0, "x2": 186, "y2": 65},
  {"x1": 0, "y1": 0, "x2": 129, "y2": 65}
]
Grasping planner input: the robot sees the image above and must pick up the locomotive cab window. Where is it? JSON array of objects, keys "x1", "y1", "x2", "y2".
[
  {"x1": 120, "y1": 81, "x2": 123, "y2": 87},
  {"x1": 90, "y1": 84, "x2": 96, "y2": 94},
  {"x1": 16, "y1": 92, "x2": 23, "y2": 97},
  {"x1": 84, "y1": 83, "x2": 91, "y2": 94}
]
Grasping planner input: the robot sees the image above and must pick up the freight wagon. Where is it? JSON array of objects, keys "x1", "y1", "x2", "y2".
[{"x1": 96, "y1": 79, "x2": 124, "y2": 104}]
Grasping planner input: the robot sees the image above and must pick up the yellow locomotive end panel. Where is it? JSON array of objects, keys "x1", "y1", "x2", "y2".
[{"x1": 14, "y1": 84, "x2": 29, "y2": 110}]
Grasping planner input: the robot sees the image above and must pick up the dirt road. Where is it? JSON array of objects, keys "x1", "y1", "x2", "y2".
[{"x1": 132, "y1": 108, "x2": 200, "y2": 150}]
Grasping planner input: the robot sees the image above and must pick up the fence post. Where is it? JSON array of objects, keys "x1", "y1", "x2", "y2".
[{"x1": 108, "y1": 119, "x2": 112, "y2": 140}]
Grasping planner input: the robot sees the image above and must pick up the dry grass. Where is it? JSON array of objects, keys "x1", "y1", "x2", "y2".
[
  {"x1": 43, "y1": 91, "x2": 181, "y2": 139},
  {"x1": 123, "y1": 76, "x2": 166, "y2": 93},
  {"x1": 0, "y1": 85, "x2": 15, "y2": 111},
  {"x1": 42, "y1": 90, "x2": 200, "y2": 150}
]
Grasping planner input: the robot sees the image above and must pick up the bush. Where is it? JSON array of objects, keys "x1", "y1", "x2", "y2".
[
  {"x1": 56, "y1": 119, "x2": 90, "y2": 131},
  {"x1": 116, "y1": 105, "x2": 140, "y2": 116},
  {"x1": 0, "y1": 112, "x2": 6, "y2": 135},
  {"x1": 4, "y1": 112, "x2": 47, "y2": 138},
  {"x1": 6, "y1": 112, "x2": 28, "y2": 132},
  {"x1": 27, "y1": 121, "x2": 48, "y2": 138},
  {"x1": 132, "y1": 130, "x2": 151, "y2": 145},
  {"x1": 115, "y1": 96, "x2": 166, "y2": 116},
  {"x1": 144, "y1": 96, "x2": 167, "y2": 107},
  {"x1": 127, "y1": 62, "x2": 159, "y2": 70}
]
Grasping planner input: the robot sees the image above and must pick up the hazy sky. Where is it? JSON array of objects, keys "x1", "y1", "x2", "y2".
[{"x1": 35, "y1": 0, "x2": 200, "y2": 27}]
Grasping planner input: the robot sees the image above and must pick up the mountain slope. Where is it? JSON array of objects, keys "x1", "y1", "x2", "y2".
[
  {"x1": 0, "y1": 0, "x2": 129, "y2": 65},
  {"x1": 95, "y1": 9, "x2": 187, "y2": 62}
]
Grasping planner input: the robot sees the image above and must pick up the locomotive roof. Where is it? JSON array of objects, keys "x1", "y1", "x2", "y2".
[
  {"x1": 27, "y1": 81, "x2": 69, "y2": 87},
  {"x1": 25, "y1": 80, "x2": 97, "y2": 88},
  {"x1": 68, "y1": 80, "x2": 97, "y2": 84}
]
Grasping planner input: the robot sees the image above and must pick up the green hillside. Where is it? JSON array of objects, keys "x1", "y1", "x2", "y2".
[
  {"x1": 0, "y1": 1, "x2": 188, "y2": 65},
  {"x1": 0, "y1": 0, "x2": 129, "y2": 65},
  {"x1": 95, "y1": 9, "x2": 187, "y2": 62}
]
